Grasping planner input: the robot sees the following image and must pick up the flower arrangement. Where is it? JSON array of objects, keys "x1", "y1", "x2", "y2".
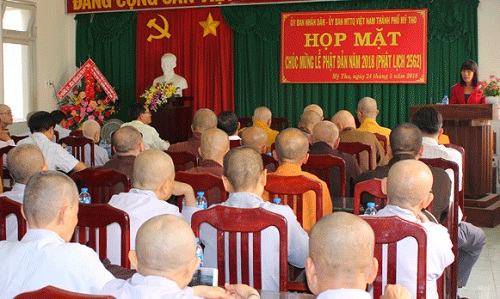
[
  {"x1": 58, "y1": 68, "x2": 117, "y2": 130},
  {"x1": 140, "y1": 82, "x2": 178, "y2": 111},
  {"x1": 479, "y1": 75, "x2": 500, "y2": 97}
]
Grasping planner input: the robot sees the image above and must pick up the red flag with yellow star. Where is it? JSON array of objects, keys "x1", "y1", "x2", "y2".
[{"x1": 136, "y1": 8, "x2": 233, "y2": 113}]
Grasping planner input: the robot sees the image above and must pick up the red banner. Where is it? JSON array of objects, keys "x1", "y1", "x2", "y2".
[
  {"x1": 281, "y1": 9, "x2": 428, "y2": 84},
  {"x1": 67, "y1": 0, "x2": 311, "y2": 14}
]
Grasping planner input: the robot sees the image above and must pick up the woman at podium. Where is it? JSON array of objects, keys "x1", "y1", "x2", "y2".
[{"x1": 450, "y1": 60, "x2": 486, "y2": 104}]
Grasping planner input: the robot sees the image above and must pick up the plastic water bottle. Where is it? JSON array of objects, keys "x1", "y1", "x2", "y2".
[
  {"x1": 442, "y1": 95, "x2": 449, "y2": 105},
  {"x1": 79, "y1": 188, "x2": 91, "y2": 204},
  {"x1": 267, "y1": 152, "x2": 272, "y2": 156},
  {"x1": 364, "y1": 202, "x2": 377, "y2": 215},
  {"x1": 195, "y1": 237, "x2": 204, "y2": 267},
  {"x1": 273, "y1": 197, "x2": 282, "y2": 205},
  {"x1": 196, "y1": 191, "x2": 207, "y2": 210}
]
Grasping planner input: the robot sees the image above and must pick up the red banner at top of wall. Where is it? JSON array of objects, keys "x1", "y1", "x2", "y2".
[{"x1": 67, "y1": 0, "x2": 312, "y2": 13}]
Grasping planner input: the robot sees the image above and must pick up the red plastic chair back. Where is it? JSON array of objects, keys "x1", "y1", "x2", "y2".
[
  {"x1": 71, "y1": 203, "x2": 130, "y2": 268},
  {"x1": 10, "y1": 135, "x2": 28, "y2": 144},
  {"x1": 0, "y1": 145, "x2": 15, "y2": 191},
  {"x1": 338, "y1": 141, "x2": 374, "y2": 170},
  {"x1": 420, "y1": 157, "x2": 459, "y2": 299},
  {"x1": 229, "y1": 139, "x2": 241, "y2": 149},
  {"x1": 264, "y1": 174, "x2": 322, "y2": 227},
  {"x1": 53, "y1": 130, "x2": 60, "y2": 143},
  {"x1": 14, "y1": 285, "x2": 116, "y2": 299},
  {"x1": 70, "y1": 130, "x2": 84, "y2": 137},
  {"x1": 271, "y1": 117, "x2": 290, "y2": 131},
  {"x1": 353, "y1": 178, "x2": 386, "y2": 215},
  {"x1": 166, "y1": 150, "x2": 197, "y2": 172},
  {"x1": 303, "y1": 154, "x2": 347, "y2": 197},
  {"x1": 175, "y1": 171, "x2": 228, "y2": 209},
  {"x1": 71, "y1": 168, "x2": 131, "y2": 204},
  {"x1": 238, "y1": 117, "x2": 252, "y2": 129},
  {"x1": 362, "y1": 216, "x2": 427, "y2": 299},
  {"x1": 191, "y1": 206, "x2": 288, "y2": 292},
  {"x1": 443, "y1": 143, "x2": 465, "y2": 212},
  {"x1": 58, "y1": 136, "x2": 95, "y2": 167},
  {"x1": 373, "y1": 133, "x2": 388, "y2": 155},
  {"x1": 0, "y1": 196, "x2": 27, "y2": 241},
  {"x1": 261, "y1": 153, "x2": 278, "y2": 172}
]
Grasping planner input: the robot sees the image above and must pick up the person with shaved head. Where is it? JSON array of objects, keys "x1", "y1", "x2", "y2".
[
  {"x1": 186, "y1": 128, "x2": 229, "y2": 177},
  {"x1": 303, "y1": 104, "x2": 324, "y2": 120},
  {"x1": 200, "y1": 146, "x2": 308, "y2": 291},
  {"x1": 298, "y1": 110, "x2": 322, "y2": 145},
  {"x1": 307, "y1": 212, "x2": 410, "y2": 299},
  {"x1": 357, "y1": 97, "x2": 391, "y2": 143},
  {"x1": 82, "y1": 119, "x2": 109, "y2": 167},
  {"x1": 169, "y1": 108, "x2": 218, "y2": 159},
  {"x1": 249, "y1": 106, "x2": 279, "y2": 151},
  {"x1": 0, "y1": 171, "x2": 114, "y2": 296},
  {"x1": 121, "y1": 103, "x2": 170, "y2": 151},
  {"x1": 102, "y1": 214, "x2": 259, "y2": 299},
  {"x1": 377, "y1": 160, "x2": 454, "y2": 299},
  {"x1": 241, "y1": 126, "x2": 267, "y2": 154},
  {"x1": 0, "y1": 104, "x2": 14, "y2": 147},
  {"x1": 2, "y1": 144, "x2": 47, "y2": 241},
  {"x1": 331, "y1": 110, "x2": 386, "y2": 172},
  {"x1": 101, "y1": 126, "x2": 145, "y2": 180},
  {"x1": 107, "y1": 149, "x2": 198, "y2": 265},
  {"x1": 309, "y1": 121, "x2": 361, "y2": 197},
  {"x1": 262, "y1": 128, "x2": 332, "y2": 233}
]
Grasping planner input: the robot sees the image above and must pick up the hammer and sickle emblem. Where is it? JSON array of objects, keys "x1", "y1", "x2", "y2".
[{"x1": 147, "y1": 14, "x2": 171, "y2": 42}]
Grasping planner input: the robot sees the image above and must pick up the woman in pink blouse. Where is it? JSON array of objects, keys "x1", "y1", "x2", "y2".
[{"x1": 450, "y1": 60, "x2": 486, "y2": 104}]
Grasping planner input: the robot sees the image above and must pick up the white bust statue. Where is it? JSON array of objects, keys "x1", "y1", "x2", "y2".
[{"x1": 153, "y1": 53, "x2": 188, "y2": 96}]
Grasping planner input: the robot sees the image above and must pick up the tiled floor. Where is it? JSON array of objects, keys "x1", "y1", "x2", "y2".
[{"x1": 457, "y1": 225, "x2": 500, "y2": 299}]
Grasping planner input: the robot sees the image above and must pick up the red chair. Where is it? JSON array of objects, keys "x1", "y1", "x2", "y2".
[
  {"x1": 14, "y1": 285, "x2": 116, "y2": 299},
  {"x1": 175, "y1": 171, "x2": 228, "y2": 209},
  {"x1": 10, "y1": 135, "x2": 28, "y2": 144},
  {"x1": 70, "y1": 130, "x2": 84, "y2": 137},
  {"x1": 362, "y1": 216, "x2": 427, "y2": 299},
  {"x1": 271, "y1": 117, "x2": 290, "y2": 131},
  {"x1": 353, "y1": 178, "x2": 386, "y2": 215},
  {"x1": 71, "y1": 203, "x2": 131, "y2": 268},
  {"x1": 420, "y1": 158, "x2": 459, "y2": 299},
  {"x1": 0, "y1": 196, "x2": 27, "y2": 241},
  {"x1": 373, "y1": 132, "x2": 388, "y2": 155},
  {"x1": 303, "y1": 154, "x2": 347, "y2": 197},
  {"x1": 191, "y1": 206, "x2": 289, "y2": 292},
  {"x1": 0, "y1": 145, "x2": 15, "y2": 191},
  {"x1": 338, "y1": 141, "x2": 374, "y2": 171},
  {"x1": 166, "y1": 151, "x2": 197, "y2": 172},
  {"x1": 229, "y1": 139, "x2": 241, "y2": 149},
  {"x1": 444, "y1": 143, "x2": 465, "y2": 212},
  {"x1": 238, "y1": 117, "x2": 252, "y2": 129},
  {"x1": 58, "y1": 136, "x2": 95, "y2": 167},
  {"x1": 264, "y1": 174, "x2": 323, "y2": 228},
  {"x1": 71, "y1": 168, "x2": 130, "y2": 204},
  {"x1": 53, "y1": 130, "x2": 60, "y2": 143},
  {"x1": 261, "y1": 153, "x2": 278, "y2": 172}
]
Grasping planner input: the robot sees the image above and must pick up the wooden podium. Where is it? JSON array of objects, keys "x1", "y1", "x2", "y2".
[
  {"x1": 410, "y1": 104, "x2": 500, "y2": 199},
  {"x1": 151, "y1": 97, "x2": 193, "y2": 144}
]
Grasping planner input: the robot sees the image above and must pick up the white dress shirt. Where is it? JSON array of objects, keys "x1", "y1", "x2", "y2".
[
  {"x1": 107, "y1": 188, "x2": 198, "y2": 265},
  {"x1": 17, "y1": 132, "x2": 79, "y2": 173},
  {"x1": 84, "y1": 143, "x2": 110, "y2": 167},
  {"x1": 0, "y1": 229, "x2": 114, "y2": 298},
  {"x1": 121, "y1": 120, "x2": 169, "y2": 151},
  {"x1": 200, "y1": 192, "x2": 309, "y2": 291},
  {"x1": 1, "y1": 183, "x2": 26, "y2": 241},
  {"x1": 54, "y1": 124, "x2": 71, "y2": 140},
  {"x1": 376, "y1": 205, "x2": 454, "y2": 299},
  {"x1": 101, "y1": 273, "x2": 202, "y2": 299},
  {"x1": 316, "y1": 289, "x2": 372, "y2": 299}
]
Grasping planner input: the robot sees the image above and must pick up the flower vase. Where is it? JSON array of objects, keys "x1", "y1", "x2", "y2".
[{"x1": 486, "y1": 96, "x2": 500, "y2": 105}]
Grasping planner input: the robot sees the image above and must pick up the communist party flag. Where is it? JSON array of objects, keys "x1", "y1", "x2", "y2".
[{"x1": 136, "y1": 8, "x2": 234, "y2": 113}]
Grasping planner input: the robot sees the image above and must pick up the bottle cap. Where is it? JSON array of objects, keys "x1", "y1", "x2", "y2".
[
  {"x1": 367, "y1": 202, "x2": 375, "y2": 208},
  {"x1": 195, "y1": 237, "x2": 200, "y2": 242},
  {"x1": 197, "y1": 191, "x2": 205, "y2": 197},
  {"x1": 444, "y1": 95, "x2": 448, "y2": 97},
  {"x1": 81, "y1": 188, "x2": 88, "y2": 192},
  {"x1": 273, "y1": 198, "x2": 282, "y2": 204}
]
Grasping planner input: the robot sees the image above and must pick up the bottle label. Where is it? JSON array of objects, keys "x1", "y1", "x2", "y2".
[{"x1": 197, "y1": 203, "x2": 207, "y2": 210}]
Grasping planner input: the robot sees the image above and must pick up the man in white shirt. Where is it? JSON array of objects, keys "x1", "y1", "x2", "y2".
[
  {"x1": 107, "y1": 149, "x2": 198, "y2": 265},
  {"x1": 306, "y1": 212, "x2": 411, "y2": 299},
  {"x1": 200, "y1": 146, "x2": 309, "y2": 291},
  {"x1": 377, "y1": 160, "x2": 455, "y2": 299},
  {"x1": 2, "y1": 144, "x2": 47, "y2": 241},
  {"x1": 412, "y1": 106, "x2": 486, "y2": 288},
  {"x1": 121, "y1": 103, "x2": 170, "y2": 151},
  {"x1": 17, "y1": 111, "x2": 86, "y2": 173},
  {"x1": 102, "y1": 214, "x2": 258, "y2": 299},
  {"x1": 50, "y1": 110, "x2": 71, "y2": 140},
  {"x1": 0, "y1": 171, "x2": 114, "y2": 297},
  {"x1": 82, "y1": 119, "x2": 109, "y2": 167}
]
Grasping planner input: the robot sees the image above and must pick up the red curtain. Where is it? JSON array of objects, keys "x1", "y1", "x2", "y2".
[{"x1": 136, "y1": 8, "x2": 234, "y2": 114}]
